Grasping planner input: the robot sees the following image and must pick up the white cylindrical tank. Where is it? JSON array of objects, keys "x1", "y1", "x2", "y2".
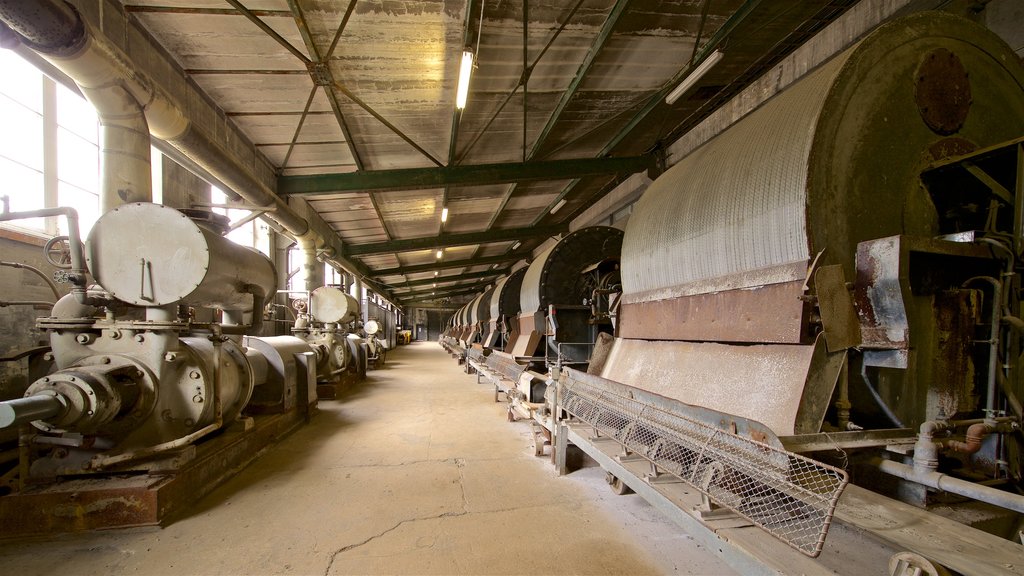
[
  {"x1": 85, "y1": 203, "x2": 276, "y2": 310},
  {"x1": 309, "y1": 286, "x2": 359, "y2": 324}
]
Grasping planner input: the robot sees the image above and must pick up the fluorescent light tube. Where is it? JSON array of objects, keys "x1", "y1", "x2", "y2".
[
  {"x1": 665, "y1": 50, "x2": 724, "y2": 105},
  {"x1": 456, "y1": 50, "x2": 474, "y2": 109},
  {"x1": 441, "y1": 207, "x2": 449, "y2": 222},
  {"x1": 550, "y1": 199, "x2": 567, "y2": 214}
]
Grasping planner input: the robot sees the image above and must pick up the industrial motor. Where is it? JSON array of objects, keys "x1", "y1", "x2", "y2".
[{"x1": 0, "y1": 203, "x2": 314, "y2": 476}]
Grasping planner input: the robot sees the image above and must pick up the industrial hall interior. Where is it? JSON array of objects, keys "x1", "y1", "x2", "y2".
[{"x1": 1, "y1": 0, "x2": 1024, "y2": 574}]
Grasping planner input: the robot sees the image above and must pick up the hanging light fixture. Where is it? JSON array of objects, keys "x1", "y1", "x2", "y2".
[
  {"x1": 456, "y1": 50, "x2": 474, "y2": 109},
  {"x1": 665, "y1": 50, "x2": 724, "y2": 105}
]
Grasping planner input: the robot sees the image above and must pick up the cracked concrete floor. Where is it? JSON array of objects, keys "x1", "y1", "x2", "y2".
[{"x1": 0, "y1": 341, "x2": 735, "y2": 575}]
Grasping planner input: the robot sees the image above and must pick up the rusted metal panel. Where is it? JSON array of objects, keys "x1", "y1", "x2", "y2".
[
  {"x1": 599, "y1": 338, "x2": 817, "y2": 436},
  {"x1": 0, "y1": 411, "x2": 306, "y2": 537},
  {"x1": 509, "y1": 312, "x2": 543, "y2": 358},
  {"x1": 854, "y1": 237, "x2": 909, "y2": 349},
  {"x1": 814, "y1": 265, "x2": 860, "y2": 352},
  {"x1": 914, "y1": 48, "x2": 972, "y2": 136},
  {"x1": 793, "y1": 335, "x2": 845, "y2": 435},
  {"x1": 617, "y1": 280, "x2": 807, "y2": 344}
]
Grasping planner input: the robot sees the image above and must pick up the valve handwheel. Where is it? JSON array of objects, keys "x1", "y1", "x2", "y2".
[{"x1": 44, "y1": 236, "x2": 73, "y2": 269}]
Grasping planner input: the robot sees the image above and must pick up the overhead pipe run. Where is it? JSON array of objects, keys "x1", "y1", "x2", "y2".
[{"x1": 0, "y1": 0, "x2": 327, "y2": 292}]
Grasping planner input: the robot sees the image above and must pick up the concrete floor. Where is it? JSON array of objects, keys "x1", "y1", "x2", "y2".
[{"x1": 0, "y1": 341, "x2": 735, "y2": 575}]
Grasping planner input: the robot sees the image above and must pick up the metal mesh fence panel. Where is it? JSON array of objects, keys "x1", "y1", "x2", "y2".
[{"x1": 560, "y1": 371, "x2": 848, "y2": 557}]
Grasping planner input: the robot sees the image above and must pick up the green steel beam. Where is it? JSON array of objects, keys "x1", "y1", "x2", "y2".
[
  {"x1": 397, "y1": 280, "x2": 494, "y2": 300},
  {"x1": 286, "y1": 0, "x2": 365, "y2": 170},
  {"x1": 391, "y1": 269, "x2": 507, "y2": 289},
  {"x1": 345, "y1": 224, "x2": 566, "y2": 256},
  {"x1": 278, "y1": 155, "x2": 652, "y2": 195},
  {"x1": 401, "y1": 290, "x2": 490, "y2": 305},
  {"x1": 530, "y1": 0, "x2": 630, "y2": 159},
  {"x1": 372, "y1": 253, "x2": 524, "y2": 277},
  {"x1": 541, "y1": 0, "x2": 764, "y2": 226},
  {"x1": 599, "y1": 0, "x2": 763, "y2": 158}
]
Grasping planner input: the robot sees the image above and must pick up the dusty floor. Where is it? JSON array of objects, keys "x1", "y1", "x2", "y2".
[{"x1": 0, "y1": 341, "x2": 735, "y2": 575}]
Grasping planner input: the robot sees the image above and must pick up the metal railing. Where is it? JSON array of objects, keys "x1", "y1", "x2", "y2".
[{"x1": 560, "y1": 369, "x2": 848, "y2": 557}]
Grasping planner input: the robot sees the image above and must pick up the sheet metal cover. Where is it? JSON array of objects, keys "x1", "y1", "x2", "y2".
[
  {"x1": 622, "y1": 12, "x2": 1024, "y2": 309},
  {"x1": 86, "y1": 203, "x2": 275, "y2": 309},
  {"x1": 520, "y1": 227, "x2": 623, "y2": 314},
  {"x1": 599, "y1": 338, "x2": 815, "y2": 435},
  {"x1": 499, "y1": 267, "x2": 527, "y2": 317},
  {"x1": 488, "y1": 276, "x2": 508, "y2": 318},
  {"x1": 309, "y1": 286, "x2": 358, "y2": 324},
  {"x1": 477, "y1": 286, "x2": 495, "y2": 324},
  {"x1": 620, "y1": 54, "x2": 842, "y2": 305},
  {"x1": 467, "y1": 293, "x2": 484, "y2": 324}
]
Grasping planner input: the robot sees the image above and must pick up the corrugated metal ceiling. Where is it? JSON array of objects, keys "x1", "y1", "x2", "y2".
[{"x1": 120, "y1": 0, "x2": 856, "y2": 304}]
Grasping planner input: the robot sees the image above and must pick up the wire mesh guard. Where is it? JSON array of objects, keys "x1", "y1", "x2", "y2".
[
  {"x1": 560, "y1": 371, "x2": 849, "y2": 557},
  {"x1": 467, "y1": 348, "x2": 485, "y2": 363}
]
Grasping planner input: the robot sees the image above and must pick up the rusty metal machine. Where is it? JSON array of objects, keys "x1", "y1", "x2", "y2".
[
  {"x1": 482, "y1": 268, "x2": 527, "y2": 349},
  {"x1": 291, "y1": 285, "x2": 366, "y2": 398},
  {"x1": 547, "y1": 12, "x2": 1024, "y2": 574},
  {"x1": 507, "y1": 226, "x2": 622, "y2": 369},
  {"x1": 442, "y1": 12, "x2": 1024, "y2": 574},
  {"x1": 0, "y1": 203, "x2": 317, "y2": 535}
]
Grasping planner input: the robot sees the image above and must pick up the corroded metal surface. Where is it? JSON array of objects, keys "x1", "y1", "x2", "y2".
[
  {"x1": 0, "y1": 410, "x2": 306, "y2": 537},
  {"x1": 620, "y1": 13, "x2": 1024, "y2": 343},
  {"x1": 814, "y1": 265, "x2": 860, "y2": 352},
  {"x1": 914, "y1": 48, "x2": 971, "y2": 136},
  {"x1": 617, "y1": 280, "x2": 806, "y2": 344},
  {"x1": 599, "y1": 338, "x2": 817, "y2": 436}
]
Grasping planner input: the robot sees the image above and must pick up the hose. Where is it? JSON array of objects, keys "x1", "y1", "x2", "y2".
[
  {"x1": 860, "y1": 361, "x2": 905, "y2": 428},
  {"x1": 0, "y1": 261, "x2": 60, "y2": 299}
]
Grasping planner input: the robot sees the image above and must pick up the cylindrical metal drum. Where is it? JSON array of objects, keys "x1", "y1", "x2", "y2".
[
  {"x1": 497, "y1": 267, "x2": 527, "y2": 318},
  {"x1": 309, "y1": 286, "x2": 359, "y2": 324},
  {"x1": 86, "y1": 203, "x2": 276, "y2": 310},
  {"x1": 467, "y1": 293, "x2": 484, "y2": 326},
  {"x1": 520, "y1": 227, "x2": 623, "y2": 314},
  {"x1": 476, "y1": 287, "x2": 494, "y2": 326},
  {"x1": 620, "y1": 12, "x2": 1024, "y2": 342}
]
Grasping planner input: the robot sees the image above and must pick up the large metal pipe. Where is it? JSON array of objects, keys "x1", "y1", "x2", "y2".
[
  {"x1": 0, "y1": 0, "x2": 154, "y2": 210},
  {"x1": 0, "y1": 396, "x2": 64, "y2": 428},
  {"x1": 872, "y1": 458, "x2": 1024, "y2": 514},
  {"x1": 0, "y1": 0, "x2": 319, "y2": 266}
]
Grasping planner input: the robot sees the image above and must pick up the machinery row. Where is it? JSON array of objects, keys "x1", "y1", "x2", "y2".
[
  {"x1": 441, "y1": 12, "x2": 1024, "y2": 575},
  {"x1": 0, "y1": 204, "x2": 395, "y2": 535},
  {"x1": 0, "y1": 0, "x2": 405, "y2": 536}
]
